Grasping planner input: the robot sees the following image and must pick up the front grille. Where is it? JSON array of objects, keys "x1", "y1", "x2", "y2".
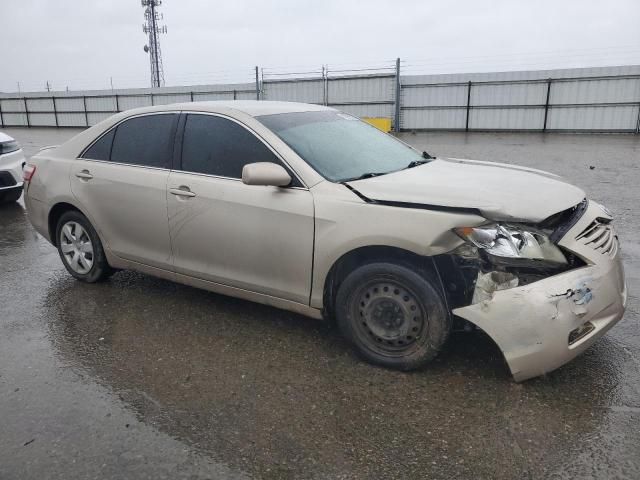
[
  {"x1": 575, "y1": 219, "x2": 618, "y2": 257},
  {"x1": 0, "y1": 171, "x2": 17, "y2": 188}
]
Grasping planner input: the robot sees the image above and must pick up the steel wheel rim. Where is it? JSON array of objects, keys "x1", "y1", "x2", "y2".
[
  {"x1": 354, "y1": 280, "x2": 428, "y2": 357},
  {"x1": 60, "y1": 221, "x2": 94, "y2": 274}
]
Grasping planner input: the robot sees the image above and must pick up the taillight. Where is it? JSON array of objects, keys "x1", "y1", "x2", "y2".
[{"x1": 23, "y1": 164, "x2": 36, "y2": 182}]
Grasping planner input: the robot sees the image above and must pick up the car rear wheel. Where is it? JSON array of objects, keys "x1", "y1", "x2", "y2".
[
  {"x1": 336, "y1": 262, "x2": 450, "y2": 371},
  {"x1": 0, "y1": 187, "x2": 22, "y2": 204},
  {"x1": 56, "y1": 211, "x2": 114, "y2": 283}
]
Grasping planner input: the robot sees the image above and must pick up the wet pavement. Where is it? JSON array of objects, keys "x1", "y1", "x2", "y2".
[{"x1": 1, "y1": 128, "x2": 639, "y2": 479}]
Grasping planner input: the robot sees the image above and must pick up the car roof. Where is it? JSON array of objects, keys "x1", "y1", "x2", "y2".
[{"x1": 126, "y1": 100, "x2": 335, "y2": 118}]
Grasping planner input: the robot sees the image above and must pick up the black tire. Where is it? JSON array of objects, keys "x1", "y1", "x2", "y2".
[
  {"x1": 336, "y1": 262, "x2": 450, "y2": 371},
  {"x1": 55, "y1": 210, "x2": 114, "y2": 283},
  {"x1": 0, "y1": 187, "x2": 22, "y2": 204}
]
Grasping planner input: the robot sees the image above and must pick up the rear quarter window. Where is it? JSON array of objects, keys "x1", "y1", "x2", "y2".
[{"x1": 81, "y1": 129, "x2": 115, "y2": 161}]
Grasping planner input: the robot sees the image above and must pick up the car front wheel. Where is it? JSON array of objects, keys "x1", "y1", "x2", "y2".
[
  {"x1": 336, "y1": 262, "x2": 450, "y2": 371},
  {"x1": 55, "y1": 210, "x2": 114, "y2": 283}
]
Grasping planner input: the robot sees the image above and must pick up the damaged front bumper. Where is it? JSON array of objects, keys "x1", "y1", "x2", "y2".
[{"x1": 452, "y1": 201, "x2": 627, "y2": 382}]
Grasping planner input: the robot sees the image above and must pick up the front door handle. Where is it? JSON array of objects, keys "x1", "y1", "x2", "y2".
[
  {"x1": 75, "y1": 170, "x2": 93, "y2": 180},
  {"x1": 169, "y1": 186, "x2": 196, "y2": 198}
]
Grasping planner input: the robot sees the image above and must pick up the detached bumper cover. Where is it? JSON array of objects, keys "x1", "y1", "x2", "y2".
[{"x1": 453, "y1": 201, "x2": 627, "y2": 381}]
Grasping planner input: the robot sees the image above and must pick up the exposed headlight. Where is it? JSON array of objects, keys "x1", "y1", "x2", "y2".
[
  {"x1": 455, "y1": 224, "x2": 567, "y2": 264},
  {"x1": 0, "y1": 140, "x2": 20, "y2": 155}
]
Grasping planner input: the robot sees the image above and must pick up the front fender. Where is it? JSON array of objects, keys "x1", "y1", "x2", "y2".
[{"x1": 309, "y1": 182, "x2": 484, "y2": 309}]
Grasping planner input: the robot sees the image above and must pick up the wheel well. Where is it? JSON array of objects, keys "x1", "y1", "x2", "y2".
[
  {"x1": 48, "y1": 202, "x2": 82, "y2": 246},
  {"x1": 322, "y1": 246, "x2": 443, "y2": 320}
]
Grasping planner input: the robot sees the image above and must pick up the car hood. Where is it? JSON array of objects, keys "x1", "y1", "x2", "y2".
[
  {"x1": 346, "y1": 157, "x2": 585, "y2": 223},
  {"x1": 0, "y1": 131, "x2": 15, "y2": 143}
]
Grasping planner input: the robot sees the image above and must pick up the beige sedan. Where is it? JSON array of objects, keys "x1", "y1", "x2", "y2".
[{"x1": 24, "y1": 101, "x2": 626, "y2": 381}]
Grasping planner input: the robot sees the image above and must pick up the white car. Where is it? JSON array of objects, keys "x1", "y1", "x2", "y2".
[{"x1": 0, "y1": 132, "x2": 26, "y2": 204}]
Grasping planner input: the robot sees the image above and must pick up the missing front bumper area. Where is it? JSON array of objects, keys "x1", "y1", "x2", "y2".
[{"x1": 434, "y1": 244, "x2": 585, "y2": 311}]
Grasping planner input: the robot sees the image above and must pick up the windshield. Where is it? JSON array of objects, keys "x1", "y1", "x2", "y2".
[{"x1": 257, "y1": 111, "x2": 427, "y2": 182}]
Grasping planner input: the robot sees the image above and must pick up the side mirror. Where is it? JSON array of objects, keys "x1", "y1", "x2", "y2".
[{"x1": 242, "y1": 162, "x2": 292, "y2": 187}]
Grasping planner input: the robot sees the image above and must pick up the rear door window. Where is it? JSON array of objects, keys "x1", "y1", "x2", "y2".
[{"x1": 109, "y1": 114, "x2": 177, "y2": 168}]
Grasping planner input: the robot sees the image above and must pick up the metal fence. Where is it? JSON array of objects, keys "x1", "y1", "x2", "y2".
[
  {"x1": 401, "y1": 67, "x2": 640, "y2": 132},
  {"x1": 263, "y1": 73, "x2": 396, "y2": 119},
  {"x1": 1, "y1": 64, "x2": 639, "y2": 133},
  {"x1": 0, "y1": 83, "x2": 257, "y2": 129}
]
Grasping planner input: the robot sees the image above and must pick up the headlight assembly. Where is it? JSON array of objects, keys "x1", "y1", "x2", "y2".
[{"x1": 455, "y1": 224, "x2": 567, "y2": 264}]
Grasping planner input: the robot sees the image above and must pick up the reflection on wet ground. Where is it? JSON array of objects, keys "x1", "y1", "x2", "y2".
[{"x1": 1, "y1": 129, "x2": 639, "y2": 479}]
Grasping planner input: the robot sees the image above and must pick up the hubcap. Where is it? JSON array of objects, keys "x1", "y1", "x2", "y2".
[
  {"x1": 356, "y1": 281, "x2": 427, "y2": 354},
  {"x1": 60, "y1": 221, "x2": 94, "y2": 274}
]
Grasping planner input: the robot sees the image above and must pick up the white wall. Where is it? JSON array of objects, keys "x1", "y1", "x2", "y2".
[{"x1": 1, "y1": 66, "x2": 639, "y2": 132}]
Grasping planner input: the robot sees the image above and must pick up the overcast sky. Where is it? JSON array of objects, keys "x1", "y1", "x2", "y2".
[{"x1": 1, "y1": 0, "x2": 639, "y2": 92}]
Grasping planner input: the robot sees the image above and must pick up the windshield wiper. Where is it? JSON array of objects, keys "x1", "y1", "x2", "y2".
[
  {"x1": 405, "y1": 159, "x2": 429, "y2": 169},
  {"x1": 404, "y1": 152, "x2": 435, "y2": 170},
  {"x1": 341, "y1": 172, "x2": 387, "y2": 182}
]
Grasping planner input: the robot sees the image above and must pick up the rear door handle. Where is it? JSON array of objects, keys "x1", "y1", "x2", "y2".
[
  {"x1": 169, "y1": 186, "x2": 196, "y2": 198},
  {"x1": 75, "y1": 170, "x2": 93, "y2": 180}
]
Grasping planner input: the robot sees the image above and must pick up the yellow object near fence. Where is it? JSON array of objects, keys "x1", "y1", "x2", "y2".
[{"x1": 362, "y1": 117, "x2": 392, "y2": 133}]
